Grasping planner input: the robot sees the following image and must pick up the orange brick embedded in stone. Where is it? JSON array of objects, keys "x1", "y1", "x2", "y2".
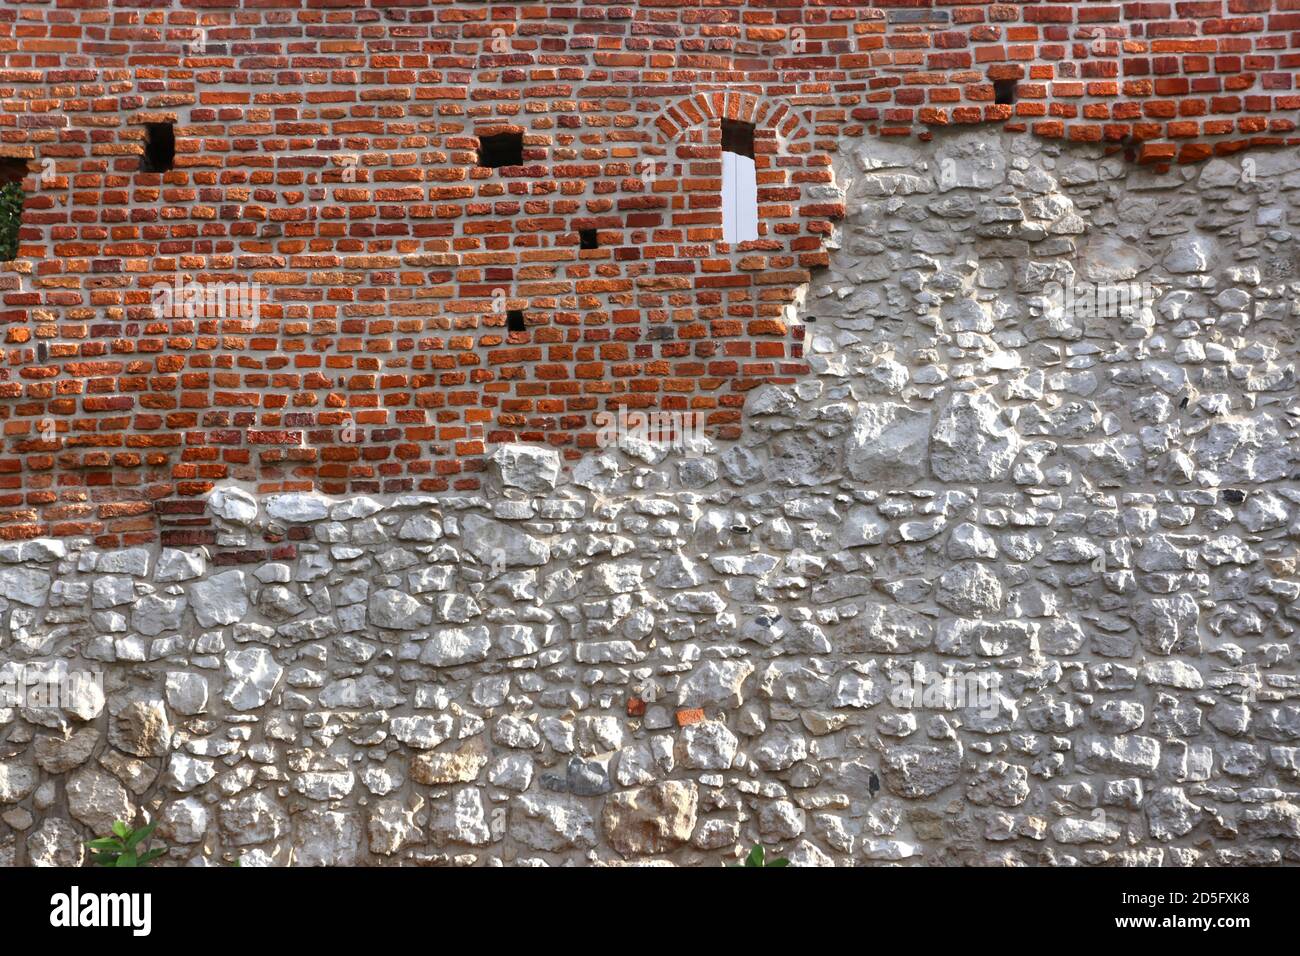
[{"x1": 675, "y1": 708, "x2": 706, "y2": 727}]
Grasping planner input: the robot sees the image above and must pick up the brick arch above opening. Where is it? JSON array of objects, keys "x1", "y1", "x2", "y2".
[
  {"x1": 651, "y1": 91, "x2": 814, "y2": 147},
  {"x1": 644, "y1": 91, "x2": 838, "y2": 254}
]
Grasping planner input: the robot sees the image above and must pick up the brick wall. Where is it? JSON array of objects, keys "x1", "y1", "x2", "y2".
[{"x1": 0, "y1": 0, "x2": 1297, "y2": 547}]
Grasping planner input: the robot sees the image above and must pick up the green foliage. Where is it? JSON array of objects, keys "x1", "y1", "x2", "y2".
[
  {"x1": 85, "y1": 819, "x2": 168, "y2": 867},
  {"x1": 0, "y1": 181, "x2": 24, "y2": 262},
  {"x1": 730, "y1": 843, "x2": 790, "y2": 868}
]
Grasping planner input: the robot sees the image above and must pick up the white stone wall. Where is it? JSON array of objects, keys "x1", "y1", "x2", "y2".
[{"x1": 3, "y1": 132, "x2": 1300, "y2": 866}]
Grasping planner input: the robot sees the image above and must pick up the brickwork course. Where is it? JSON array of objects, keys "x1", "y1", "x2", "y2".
[{"x1": 0, "y1": 0, "x2": 1299, "y2": 549}]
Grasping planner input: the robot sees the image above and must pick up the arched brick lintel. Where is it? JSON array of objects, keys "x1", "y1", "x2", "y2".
[{"x1": 652, "y1": 91, "x2": 813, "y2": 147}]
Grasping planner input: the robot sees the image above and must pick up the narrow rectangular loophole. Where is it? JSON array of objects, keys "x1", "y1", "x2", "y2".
[
  {"x1": 579, "y1": 228, "x2": 598, "y2": 250},
  {"x1": 993, "y1": 79, "x2": 1018, "y2": 106},
  {"x1": 506, "y1": 309, "x2": 526, "y2": 332},
  {"x1": 142, "y1": 122, "x2": 175, "y2": 173},
  {"x1": 478, "y1": 132, "x2": 523, "y2": 169}
]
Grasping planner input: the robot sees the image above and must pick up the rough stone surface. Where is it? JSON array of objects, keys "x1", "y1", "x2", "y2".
[
  {"x1": 65, "y1": 768, "x2": 133, "y2": 837},
  {"x1": 603, "y1": 782, "x2": 699, "y2": 857},
  {"x1": 931, "y1": 393, "x2": 1020, "y2": 483},
  {"x1": 845, "y1": 404, "x2": 931, "y2": 485},
  {"x1": 26, "y1": 818, "x2": 84, "y2": 867},
  {"x1": 490, "y1": 444, "x2": 561, "y2": 492}
]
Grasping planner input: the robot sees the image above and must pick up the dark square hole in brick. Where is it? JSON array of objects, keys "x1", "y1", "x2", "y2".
[
  {"x1": 993, "y1": 79, "x2": 1018, "y2": 106},
  {"x1": 478, "y1": 132, "x2": 523, "y2": 169},
  {"x1": 142, "y1": 122, "x2": 175, "y2": 173},
  {"x1": 579, "y1": 228, "x2": 598, "y2": 250},
  {"x1": 721, "y1": 119, "x2": 755, "y2": 159},
  {"x1": 506, "y1": 309, "x2": 526, "y2": 332},
  {"x1": 0, "y1": 158, "x2": 28, "y2": 186}
]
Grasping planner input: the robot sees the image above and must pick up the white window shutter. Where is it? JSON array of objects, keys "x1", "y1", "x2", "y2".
[{"x1": 722, "y1": 150, "x2": 758, "y2": 244}]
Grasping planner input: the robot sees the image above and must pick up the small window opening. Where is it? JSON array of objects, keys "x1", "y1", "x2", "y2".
[
  {"x1": 0, "y1": 158, "x2": 27, "y2": 186},
  {"x1": 478, "y1": 132, "x2": 523, "y2": 169},
  {"x1": 142, "y1": 122, "x2": 175, "y2": 173},
  {"x1": 506, "y1": 309, "x2": 526, "y2": 332},
  {"x1": 993, "y1": 79, "x2": 1017, "y2": 106},
  {"x1": 0, "y1": 158, "x2": 28, "y2": 262},
  {"x1": 721, "y1": 120, "x2": 757, "y2": 244},
  {"x1": 579, "y1": 228, "x2": 598, "y2": 250},
  {"x1": 722, "y1": 120, "x2": 754, "y2": 159}
]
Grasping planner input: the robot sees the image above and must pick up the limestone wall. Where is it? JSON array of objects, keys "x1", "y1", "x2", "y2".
[{"x1": 3, "y1": 132, "x2": 1300, "y2": 866}]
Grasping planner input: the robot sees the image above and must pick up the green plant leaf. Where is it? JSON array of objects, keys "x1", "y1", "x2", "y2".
[
  {"x1": 138, "y1": 847, "x2": 166, "y2": 863},
  {"x1": 745, "y1": 843, "x2": 764, "y2": 867},
  {"x1": 116, "y1": 850, "x2": 137, "y2": 868},
  {"x1": 85, "y1": 838, "x2": 121, "y2": 850},
  {"x1": 766, "y1": 858, "x2": 790, "y2": 867},
  {"x1": 90, "y1": 851, "x2": 118, "y2": 866},
  {"x1": 111, "y1": 820, "x2": 129, "y2": 839},
  {"x1": 126, "y1": 819, "x2": 158, "y2": 849},
  {"x1": 0, "y1": 182, "x2": 24, "y2": 262}
]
